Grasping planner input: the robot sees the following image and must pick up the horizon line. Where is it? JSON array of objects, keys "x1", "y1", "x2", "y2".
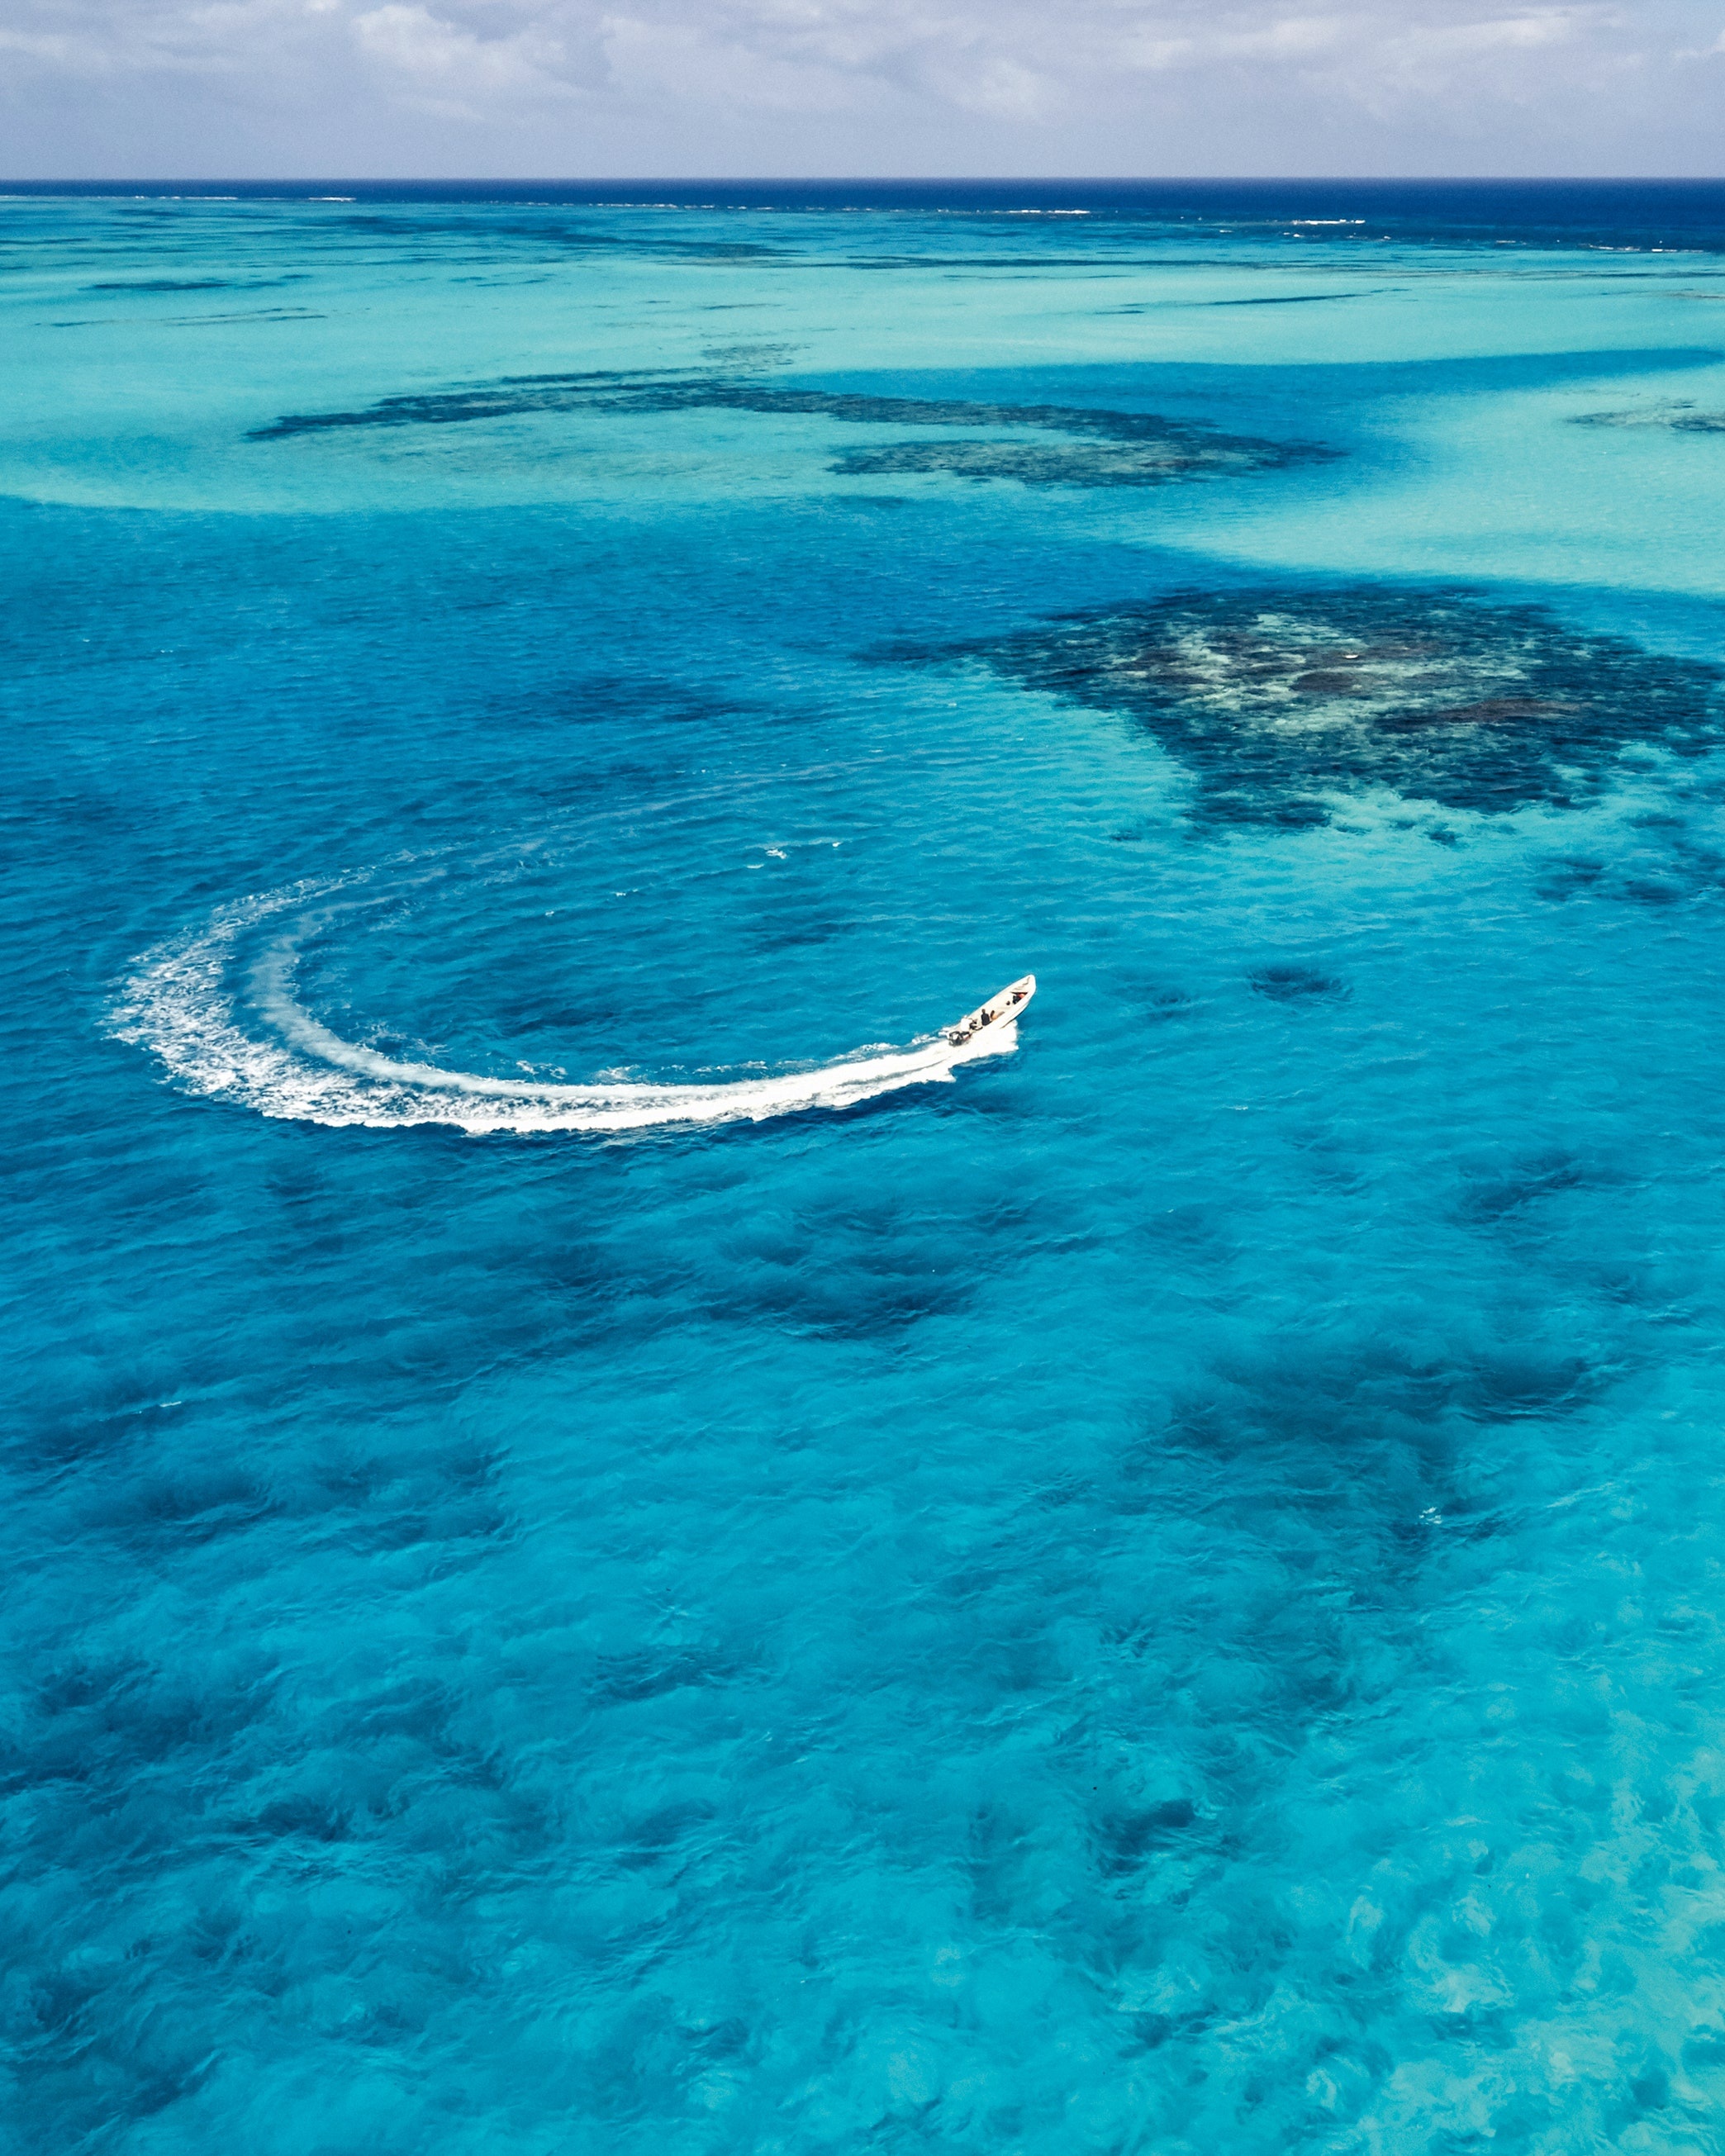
[{"x1": 4, "y1": 173, "x2": 1725, "y2": 188}]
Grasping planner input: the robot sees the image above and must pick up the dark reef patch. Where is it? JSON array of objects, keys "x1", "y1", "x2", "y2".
[
  {"x1": 931, "y1": 585, "x2": 1723, "y2": 824},
  {"x1": 1457, "y1": 1148, "x2": 1599, "y2": 1224},
  {"x1": 1572, "y1": 400, "x2": 1725, "y2": 433},
  {"x1": 248, "y1": 369, "x2": 1338, "y2": 487},
  {"x1": 1533, "y1": 824, "x2": 1725, "y2": 908},
  {"x1": 699, "y1": 341, "x2": 801, "y2": 368},
  {"x1": 1206, "y1": 291, "x2": 1375, "y2": 307},
  {"x1": 85, "y1": 278, "x2": 232, "y2": 292},
  {"x1": 169, "y1": 309, "x2": 323, "y2": 327},
  {"x1": 1248, "y1": 965, "x2": 1350, "y2": 1003},
  {"x1": 249, "y1": 368, "x2": 665, "y2": 436},
  {"x1": 828, "y1": 435, "x2": 1291, "y2": 488},
  {"x1": 1535, "y1": 855, "x2": 1609, "y2": 901},
  {"x1": 317, "y1": 211, "x2": 787, "y2": 264}
]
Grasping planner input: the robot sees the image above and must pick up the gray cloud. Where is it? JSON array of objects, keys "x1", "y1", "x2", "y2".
[{"x1": 0, "y1": 0, "x2": 1722, "y2": 174}]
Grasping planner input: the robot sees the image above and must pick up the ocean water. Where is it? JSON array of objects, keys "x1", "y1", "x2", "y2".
[{"x1": 7, "y1": 181, "x2": 1725, "y2": 2153}]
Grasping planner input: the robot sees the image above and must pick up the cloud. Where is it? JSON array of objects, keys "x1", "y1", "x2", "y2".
[
  {"x1": 350, "y1": 0, "x2": 579, "y2": 108},
  {"x1": 585, "y1": 0, "x2": 1723, "y2": 134},
  {"x1": 0, "y1": 0, "x2": 1722, "y2": 172}
]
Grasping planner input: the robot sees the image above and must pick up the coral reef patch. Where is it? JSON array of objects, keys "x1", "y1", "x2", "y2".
[
  {"x1": 939, "y1": 586, "x2": 1723, "y2": 824},
  {"x1": 249, "y1": 372, "x2": 1338, "y2": 487}
]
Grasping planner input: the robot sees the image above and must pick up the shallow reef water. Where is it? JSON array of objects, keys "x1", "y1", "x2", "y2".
[{"x1": 7, "y1": 182, "x2": 1725, "y2": 2155}]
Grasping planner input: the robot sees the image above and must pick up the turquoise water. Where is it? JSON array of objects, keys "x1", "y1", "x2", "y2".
[{"x1": 8, "y1": 183, "x2": 1725, "y2": 2151}]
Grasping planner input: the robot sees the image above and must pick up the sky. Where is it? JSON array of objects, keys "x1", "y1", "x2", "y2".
[{"x1": 0, "y1": 0, "x2": 1722, "y2": 180}]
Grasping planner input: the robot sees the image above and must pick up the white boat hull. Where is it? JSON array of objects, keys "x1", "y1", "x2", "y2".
[{"x1": 946, "y1": 973, "x2": 1036, "y2": 1047}]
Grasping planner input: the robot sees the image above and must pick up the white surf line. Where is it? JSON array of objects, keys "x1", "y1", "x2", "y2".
[{"x1": 112, "y1": 879, "x2": 1020, "y2": 1136}]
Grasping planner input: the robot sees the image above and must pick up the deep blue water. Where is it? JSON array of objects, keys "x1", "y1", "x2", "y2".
[{"x1": 7, "y1": 184, "x2": 1725, "y2": 2151}]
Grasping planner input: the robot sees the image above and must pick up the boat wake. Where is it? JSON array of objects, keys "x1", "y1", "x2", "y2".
[{"x1": 112, "y1": 880, "x2": 1028, "y2": 1136}]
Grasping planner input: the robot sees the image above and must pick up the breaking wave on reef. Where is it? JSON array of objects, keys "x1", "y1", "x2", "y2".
[{"x1": 111, "y1": 879, "x2": 1019, "y2": 1136}]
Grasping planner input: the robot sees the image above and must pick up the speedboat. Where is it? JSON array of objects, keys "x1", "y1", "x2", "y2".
[{"x1": 947, "y1": 974, "x2": 1036, "y2": 1047}]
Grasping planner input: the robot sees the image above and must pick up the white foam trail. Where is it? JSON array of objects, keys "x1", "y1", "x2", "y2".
[{"x1": 112, "y1": 882, "x2": 1018, "y2": 1135}]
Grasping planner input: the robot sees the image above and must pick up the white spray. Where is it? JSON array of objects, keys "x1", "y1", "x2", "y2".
[{"x1": 112, "y1": 881, "x2": 1023, "y2": 1136}]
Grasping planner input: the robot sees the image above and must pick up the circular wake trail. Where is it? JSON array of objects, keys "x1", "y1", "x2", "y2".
[{"x1": 112, "y1": 884, "x2": 1019, "y2": 1135}]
